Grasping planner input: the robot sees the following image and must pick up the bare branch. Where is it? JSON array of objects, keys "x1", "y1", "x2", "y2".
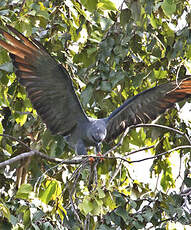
[
  {"x1": 128, "y1": 145, "x2": 191, "y2": 163},
  {"x1": 85, "y1": 145, "x2": 191, "y2": 164},
  {"x1": 126, "y1": 145, "x2": 155, "y2": 156},
  {"x1": 129, "y1": 123, "x2": 186, "y2": 136},
  {"x1": 69, "y1": 172, "x2": 83, "y2": 225},
  {"x1": 2, "y1": 143, "x2": 190, "y2": 169},
  {"x1": 0, "y1": 150, "x2": 85, "y2": 168},
  {"x1": 88, "y1": 160, "x2": 99, "y2": 191},
  {"x1": 68, "y1": 160, "x2": 89, "y2": 225}
]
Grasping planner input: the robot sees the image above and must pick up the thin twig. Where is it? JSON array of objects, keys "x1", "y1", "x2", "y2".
[
  {"x1": 69, "y1": 161, "x2": 88, "y2": 225},
  {"x1": 19, "y1": 0, "x2": 26, "y2": 15},
  {"x1": 84, "y1": 214, "x2": 90, "y2": 230},
  {"x1": 88, "y1": 162, "x2": 95, "y2": 191},
  {"x1": 34, "y1": 158, "x2": 71, "y2": 194},
  {"x1": 128, "y1": 123, "x2": 191, "y2": 144},
  {"x1": 146, "y1": 218, "x2": 174, "y2": 230},
  {"x1": 0, "y1": 133, "x2": 31, "y2": 150},
  {"x1": 85, "y1": 145, "x2": 191, "y2": 164},
  {"x1": 2, "y1": 142, "x2": 189, "y2": 169},
  {"x1": 93, "y1": 161, "x2": 98, "y2": 190},
  {"x1": 126, "y1": 145, "x2": 155, "y2": 156},
  {"x1": 69, "y1": 193, "x2": 82, "y2": 224},
  {"x1": 109, "y1": 160, "x2": 122, "y2": 184},
  {"x1": 128, "y1": 145, "x2": 191, "y2": 163},
  {"x1": 175, "y1": 60, "x2": 185, "y2": 86},
  {"x1": 129, "y1": 123, "x2": 187, "y2": 137}
]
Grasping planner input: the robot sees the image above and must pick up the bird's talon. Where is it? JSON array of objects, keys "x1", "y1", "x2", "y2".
[
  {"x1": 97, "y1": 153, "x2": 104, "y2": 162},
  {"x1": 89, "y1": 157, "x2": 95, "y2": 163}
]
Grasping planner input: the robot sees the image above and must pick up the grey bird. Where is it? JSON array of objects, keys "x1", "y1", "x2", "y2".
[{"x1": 0, "y1": 25, "x2": 191, "y2": 155}]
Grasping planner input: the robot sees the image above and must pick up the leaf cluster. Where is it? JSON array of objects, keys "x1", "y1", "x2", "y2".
[{"x1": 0, "y1": 0, "x2": 191, "y2": 229}]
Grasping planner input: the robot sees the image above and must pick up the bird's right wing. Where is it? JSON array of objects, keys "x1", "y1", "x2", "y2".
[
  {"x1": 0, "y1": 26, "x2": 88, "y2": 135},
  {"x1": 105, "y1": 78, "x2": 191, "y2": 142}
]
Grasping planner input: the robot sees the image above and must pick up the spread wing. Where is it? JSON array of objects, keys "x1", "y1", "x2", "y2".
[
  {"x1": 105, "y1": 78, "x2": 191, "y2": 142},
  {"x1": 0, "y1": 25, "x2": 88, "y2": 135}
]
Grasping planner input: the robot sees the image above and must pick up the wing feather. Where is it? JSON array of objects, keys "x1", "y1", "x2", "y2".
[
  {"x1": 105, "y1": 78, "x2": 191, "y2": 142},
  {"x1": 0, "y1": 26, "x2": 88, "y2": 135}
]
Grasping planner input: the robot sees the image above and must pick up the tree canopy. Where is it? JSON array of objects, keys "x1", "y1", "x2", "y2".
[{"x1": 0, "y1": 0, "x2": 191, "y2": 229}]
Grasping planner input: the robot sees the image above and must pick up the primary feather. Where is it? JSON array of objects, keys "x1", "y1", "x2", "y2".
[{"x1": 0, "y1": 26, "x2": 88, "y2": 136}]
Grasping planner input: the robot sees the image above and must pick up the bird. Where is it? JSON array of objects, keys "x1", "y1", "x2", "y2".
[{"x1": 0, "y1": 25, "x2": 191, "y2": 155}]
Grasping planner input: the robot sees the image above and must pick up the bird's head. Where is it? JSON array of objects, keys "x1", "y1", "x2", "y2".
[{"x1": 88, "y1": 119, "x2": 107, "y2": 144}]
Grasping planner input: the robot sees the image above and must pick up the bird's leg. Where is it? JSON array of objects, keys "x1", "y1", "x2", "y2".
[
  {"x1": 75, "y1": 139, "x2": 87, "y2": 155},
  {"x1": 95, "y1": 143, "x2": 104, "y2": 161},
  {"x1": 75, "y1": 139, "x2": 96, "y2": 163},
  {"x1": 88, "y1": 144, "x2": 102, "y2": 164},
  {"x1": 95, "y1": 143, "x2": 101, "y2": 154}
]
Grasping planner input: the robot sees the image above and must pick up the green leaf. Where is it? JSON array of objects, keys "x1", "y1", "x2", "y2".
[
  {"x1": 16, "y1": 184, "x2": 33, "y2": 200},
  {"x1": 0, "y1": 62, "x2": 13, "y2": 72},
  {"x1": 81, "y1": 84, "x2": 93, "y2": 107},
  {"x1": 15, "y1": 114, "x2": 28, "y2": 126},
  {"x1": 105, "y1": 192, "x2": 116, "y2": 210},
  {"x1": 40, "y1": 181, "x2": 57, "y2": 204},
  {"x1": 98, "y1": 224, "x2": 111, "y2": 230},
  {"x1": 32, "y1": 210, "x2": 45, "y2": 222},
  {"x1": 80, "y1": 0, "x2": 98, "y2": 12},
  {"x1": 98, "y1": 188, "x2": 105, "y2": 198},
  {"x1": 91, "y1": 200, "x2": 102, "y2": 215},
  {"x1": 0, "y1": 203, "x2": 10, "y2": 220},
  {"x1": 143, "y1": 208, "x2": 153, "y2": 221},
  {"x1": 100, "y1": 81, "x2": 111, "y2": 91},
  {"x1": 115, "y1": 207, "x2": 128, "y2": 222},
  {"x1": 184, "y1": 177, "x2": 191, "y2": 187},
  {"x1": 57, "y1": 205, "x2": 67, "y2": 223},
  {"x1": 78, "y1": 198, "x2": 94, "y2": 215},
  {"x1": 161, "y1": 0, "x2": 176, "y2": 17},
  {"x1": 130, "y1": 0, "x2": 141, "y2": 21},
  {"x1": 23, "y1": 209, "x2": 30, "y2": 227},
  {"x1": 120, "y1": 9, "x2": 131, "y2": 27},
  {"x1": 0, "y1": 121, "x2": 3, "y2": 141},
  {"x1": 36, "y1": 10, "x2": 49, "y2": 19},
  {"x1": 132, "y1": 73, "x2": 145, "y2": 87},
  {"x1": 97, "y1": 0, "x2": 117, "y2": 11},
  {"x1": 153, "y1": 68, "x2": 167, "y2": 79}
]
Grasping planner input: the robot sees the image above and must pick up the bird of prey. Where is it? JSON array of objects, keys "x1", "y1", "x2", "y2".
[{"x1": 0, "y1": 25, "x2": 191, "y2": 155}]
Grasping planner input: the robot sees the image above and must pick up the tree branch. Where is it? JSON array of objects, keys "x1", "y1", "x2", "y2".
[
  {"x1": 0, "y1": 123, "x2": 190, "y2": 168},
  {"x1": 128, "y1": 123, "x2": 191, "y2": 144},
  {"x1": 0, "y1": 150, "x2": 84, "y2": 168}
]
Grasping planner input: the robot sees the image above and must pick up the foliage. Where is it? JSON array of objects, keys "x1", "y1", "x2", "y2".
[{"x1": 0, "y1": 0, "x2": 191, "y2": 229}]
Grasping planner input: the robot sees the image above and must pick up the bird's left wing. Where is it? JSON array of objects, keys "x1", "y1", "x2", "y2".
[
  {"x1": 0, "y1": 26, "x2": 88, "y2": 135},
  {"x1": 105, "y1": 78, "x2": 191, "y2": 142}
]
